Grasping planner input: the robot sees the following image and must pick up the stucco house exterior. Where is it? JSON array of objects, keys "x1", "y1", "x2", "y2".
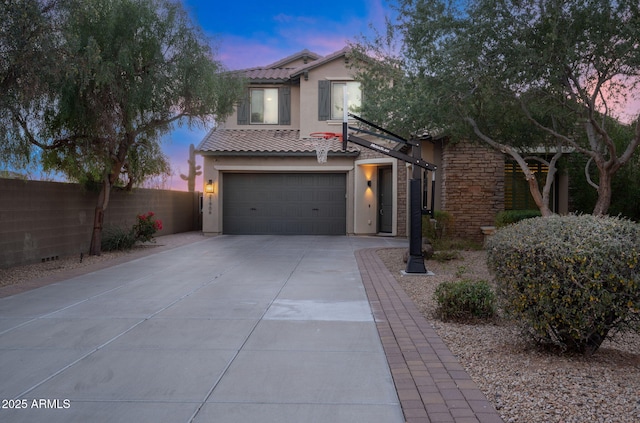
[{"x1": 197, "y1": 48, "x2": 568, "y2": 242}]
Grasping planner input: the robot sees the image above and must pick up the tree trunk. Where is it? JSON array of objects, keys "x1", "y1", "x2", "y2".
[
  {"x1": 89, "y1": 206, "x2": 104, "y2": 256},
  {"x1": 592, "y1": 171, "x2": 612, "y2": 216},
  {"x1": 527, "y1": 176, "x2": 553, "y2": 217},
  {"x1": 89, "y1": 177, "x2": 113, "y2": 256},
  {"x1": 464, "y1": 117, "x2": 556, "y2": 217}
]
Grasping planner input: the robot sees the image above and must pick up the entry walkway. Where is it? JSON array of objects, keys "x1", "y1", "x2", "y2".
[{"x1": 0, "y1": 235, "x2": 503, "y2": 423}]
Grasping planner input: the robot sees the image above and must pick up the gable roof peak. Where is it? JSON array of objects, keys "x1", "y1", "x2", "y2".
[
  {"x1": 265, "y1": 49, "x2": 322, "y2": 69},
  {"x1": 290, "y1": 47, "x2": 354, "y2": 77},
  {"x1": 232, "y1": 47, "x2": 354, "y2": 82}
]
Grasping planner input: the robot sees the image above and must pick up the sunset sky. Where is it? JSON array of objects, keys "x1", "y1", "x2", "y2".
[
  {"x1": 164, "y1": 0, "x2": 391, "y2": 191},
  {"x1": 12, "y1": 1, "x2": 638, "y2": 191}
]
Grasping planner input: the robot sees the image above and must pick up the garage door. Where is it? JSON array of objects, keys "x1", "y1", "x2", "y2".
[{"x1": 223, "y1": 173, "x2": 346, "y2": 235}]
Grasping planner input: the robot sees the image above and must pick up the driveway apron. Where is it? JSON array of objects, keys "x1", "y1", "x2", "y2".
[{"x1": 0, "y1": 235, "x2": 408, "y2": 423}]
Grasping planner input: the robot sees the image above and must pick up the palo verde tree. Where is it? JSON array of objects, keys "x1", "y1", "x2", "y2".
[
  {"x1": 1, "y1": 0, "x2": 244, "y2": 255},
  {"x1": 352, "y1": 0, "x2": 640, "y2": 216},
  {"x1": 568, "y1": 117, "x2": 640, "y2": 220}
]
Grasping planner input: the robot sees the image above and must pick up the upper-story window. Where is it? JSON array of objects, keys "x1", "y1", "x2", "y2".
[
  {"x1": 251, "y1": 88, "x2": 279, "y2": 124},
  {"x1": 331, "y1": 81, "x2": 362, "y2": 120},
  {"x1": 318, "y1": 80, "x2": 362, "y2": 121},
  {"x1": 237, "y1": 87, "x2": 290, "y2": 126}
]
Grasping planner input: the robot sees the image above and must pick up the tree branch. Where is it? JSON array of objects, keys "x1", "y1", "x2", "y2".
[
  {"x1": 584, "y1": 157, "x2": 599, "y2": 190},
  {"x1": 518, "y1": 99, "x2": 595, "y2": 158}
]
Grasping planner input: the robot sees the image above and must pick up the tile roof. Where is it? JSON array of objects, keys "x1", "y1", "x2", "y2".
[
  {"x1": 197, "y1": 129, "x2": 359, "y2": 156},
  {"x1": 241, "y1": 67, "x2": 295, "y2": 81},
  {"x1": 232, "y1": 48, "x2": 351, "y2": 82}
]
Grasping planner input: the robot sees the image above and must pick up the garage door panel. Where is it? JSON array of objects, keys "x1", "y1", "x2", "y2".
[{"x1": 223, "y1": 173, "x2": 346, "y2": 235}]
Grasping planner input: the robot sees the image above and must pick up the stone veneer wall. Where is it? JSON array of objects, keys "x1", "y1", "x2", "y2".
[{"x1": 441, "y1": 140, "x2": 505, "y2": 243}]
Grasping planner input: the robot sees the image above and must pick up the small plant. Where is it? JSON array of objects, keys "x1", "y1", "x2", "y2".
[
  {"x1": 487, "y1": 214, "x2": 640, "y2": 355},
  {"x1": 423, "y1": 210, "x2": 454, "y2": 241},
  {"x1": 434, "y1": 279, "x2": 497, "y2": 322},
  {"x1": 432, "y1": 250, "x2": 461, "y2": 262},
  {"x1": 101, "y1": 212, "x2": 163, "y2": 251},
  {"x1": 132, "y1": 211, "x2": 163, "y2": 243},
  {"x1": 455, "y1": 265, "x2": 468, "y2": 278},
  {"x1": 101, "y1": 226, "x2": 136, "y2": 251}
]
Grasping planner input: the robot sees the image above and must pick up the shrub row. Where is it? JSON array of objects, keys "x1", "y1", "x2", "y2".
[{"x1": 494, "y1": 209, "x2": 541, "y2": 227}]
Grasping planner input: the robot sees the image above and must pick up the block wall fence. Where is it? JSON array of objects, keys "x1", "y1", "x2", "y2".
[{"x1": 0, "y1": 179, "x2": 201, "y2": 268}]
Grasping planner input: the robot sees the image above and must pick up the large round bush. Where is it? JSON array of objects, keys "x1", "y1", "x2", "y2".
[{"x1": 486, "y1": 214, "x2": 640, "y2": 355}]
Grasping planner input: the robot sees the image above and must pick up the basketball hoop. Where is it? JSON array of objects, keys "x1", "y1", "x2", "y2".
[{"x1": 309, "y1": 132, "x2": 341, "y2": 164}]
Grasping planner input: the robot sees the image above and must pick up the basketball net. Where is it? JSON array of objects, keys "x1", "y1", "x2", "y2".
[{"x1": 311, "y1": 137, "x2": 332, "y2": 164}]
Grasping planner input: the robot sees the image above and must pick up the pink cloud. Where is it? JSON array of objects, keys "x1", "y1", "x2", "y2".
[
  {"x1": 217, "y1": 34, "x2": 350, "y2": 70},
  {"x1": 214, "y1": 1, "x2": 393, "y2": 70}
]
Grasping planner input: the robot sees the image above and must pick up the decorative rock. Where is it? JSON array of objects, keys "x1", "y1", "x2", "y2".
[
  {"x1": 377, "y1": 248, "x2": 640, "y2": 423},
  {"x1": 402, "y1": 238, "x2": 434, "y2": 263}
]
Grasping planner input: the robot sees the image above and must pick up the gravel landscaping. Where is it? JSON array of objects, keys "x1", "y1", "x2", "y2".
[
  {"x1": 0, "y1": 232, "x2": 204, "y2": 296},
  {"x1": 0, "y1": 250, "x2": 133, "y2": 289},
  {"x1": 377, "y1": 248, "x2": 640, "y2": 423}
]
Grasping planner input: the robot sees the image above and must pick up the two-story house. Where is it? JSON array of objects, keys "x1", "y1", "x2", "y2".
[{"x1": 197, "y1": 47, "x2": 568, "y2": 242}]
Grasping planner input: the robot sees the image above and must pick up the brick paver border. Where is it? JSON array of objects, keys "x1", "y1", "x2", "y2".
[{"x1": 356, "y1": 248, "x2": 504, "y2": 423}]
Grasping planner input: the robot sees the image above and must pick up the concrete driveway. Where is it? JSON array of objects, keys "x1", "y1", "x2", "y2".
[{"x1": 0, "y1": 235, "x2": 409, "y2": 423}]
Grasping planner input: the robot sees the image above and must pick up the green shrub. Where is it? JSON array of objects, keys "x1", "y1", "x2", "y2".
[
  {"x1": 495, "y1": 209, "x2": 542, "y2": 228},
  {"x1": 132, "y1": 211, "x2": 163, "y2": 243},
  {"x1": 423, "y1": 210, "x2": 453, "y2": 240},
  {"x1": 101, "y1": 226, "x2": 136, "y2": 251},
  {"x1": 434, "y1": 279, "x2": 496, "y2": 321},
  {"x1": 422, "y1": 211, "x2": 483, "y2": 251},
  {"x1": 487, "y1": 214, "x2": 640, "y2": 355}
]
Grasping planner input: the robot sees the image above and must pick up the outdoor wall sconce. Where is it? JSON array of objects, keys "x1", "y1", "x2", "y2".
[
  {"x1": 205, "y1": 179, "x2": 214, "y2": 215},
  {"x1": 367, "y1": 180, "x2": 372, "y2": 188},
  {"x1": 205, "y1": 179, "x2": 214, "y2": 194}
]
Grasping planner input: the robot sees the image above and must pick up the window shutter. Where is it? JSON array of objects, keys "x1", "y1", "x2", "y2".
[
  {"x1": 318, "y1": 80, "x2": 331, "y2": 121},
  {"x1": 237, "y1": 90, "x2": 250, "y2": 125},
  {"x1": 279, "y1": 86, "x2": 291, "y2": 125}
]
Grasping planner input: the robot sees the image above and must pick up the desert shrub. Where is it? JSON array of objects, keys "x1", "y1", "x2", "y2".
[
  {"x1": 422, "y1": 211, "x2": 483, "y2": 251},
  {"x1": 101, "y1": 226, "x2": 136, "y2": 251},
  {"x1": 495, "y1": 209, "x2": 542, "y2": 228},
  {"x1": 487, "y1": 214, "x2": 640, "y2": 355},
  {"x1": 423, "y1": 210, "x2": 453, "y2": 240},
  {"x1": 434, "y1": 279, "x2": 496, "y2": 321},
  {"x1": 132, "y1": 211, "x2": 163, "y2": 243},
  {"x1": 101, "y1": 212, "x2": 163, "y2": 251}
]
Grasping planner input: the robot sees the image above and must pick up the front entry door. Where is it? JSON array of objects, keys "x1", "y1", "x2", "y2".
[{"x1": 378, "y1": 167, "x2": 393, "y2": 233}]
